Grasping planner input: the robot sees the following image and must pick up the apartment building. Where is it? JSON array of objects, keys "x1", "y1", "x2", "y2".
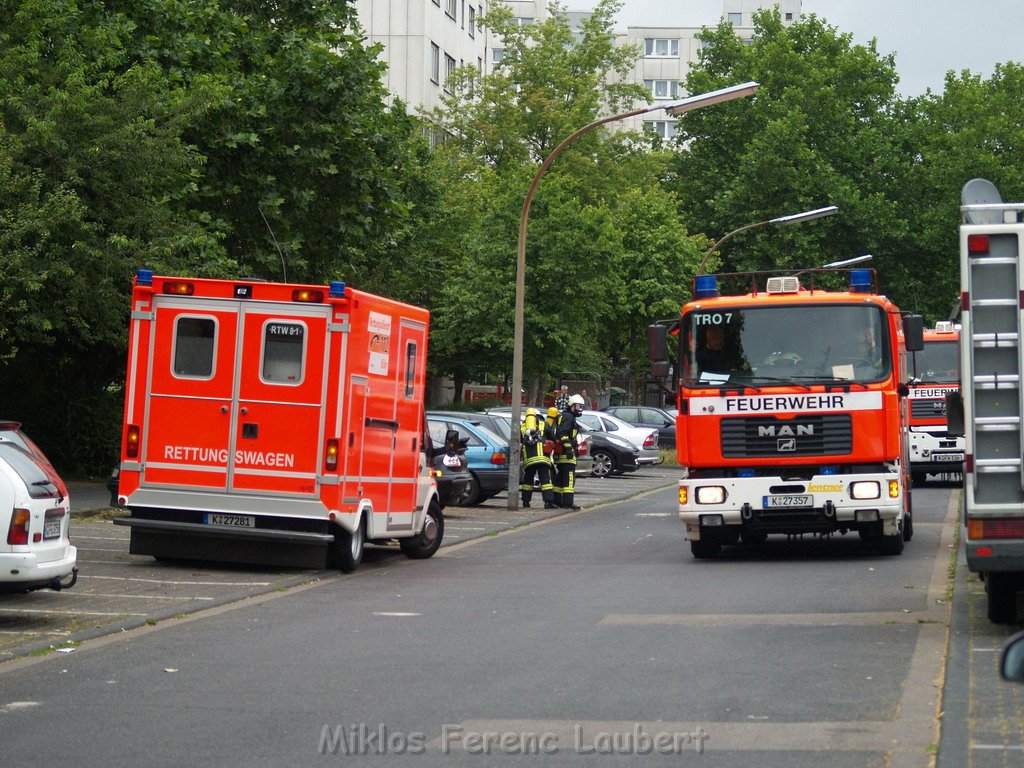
[{"x1": 354, "y1": 0, "x2": 801, "y2": 128}]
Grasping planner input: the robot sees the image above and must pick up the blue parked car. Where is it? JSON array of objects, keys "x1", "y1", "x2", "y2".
[{"x1": 426, "y1": 414, "x2": 509, "y2": 505}]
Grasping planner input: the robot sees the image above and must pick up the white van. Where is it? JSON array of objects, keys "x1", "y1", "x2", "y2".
[{"x1": 0, "y1": 443, "x2": 77, "y2": 592}]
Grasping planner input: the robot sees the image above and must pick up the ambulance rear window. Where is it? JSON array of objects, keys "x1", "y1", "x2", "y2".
[
  {"x1": 404, "y1": 341, "x2": 418, "y2": 398},
  {"x1": 262, "y1": 322, "x2": 305, "y2": 384},
  {"x1": 173, "y1": 317, "x2": 216, "y2": 378}
]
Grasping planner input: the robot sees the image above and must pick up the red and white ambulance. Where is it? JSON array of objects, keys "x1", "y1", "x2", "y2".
[
  {"x1": 907, "y1": 321, "x2": 964, "y2": 483},
  {"x1": 113, "y1": 270, "x2": 443, "y2": 571}
]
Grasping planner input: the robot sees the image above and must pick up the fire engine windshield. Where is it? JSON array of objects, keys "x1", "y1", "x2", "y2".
[
  {"x1": 912, "y1": 340, "x2": 959, "y2": 383},
  {"x1": 683, "y1": 304, "x2": 891, "y2": 387}
]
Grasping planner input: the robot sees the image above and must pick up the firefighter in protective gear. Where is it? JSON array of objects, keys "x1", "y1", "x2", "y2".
[
  {"x1": 520, "y1": 408, "x2": 556, "y2": 508},
  {"x1": 554, "y1": 394, "x2": 585, "y2": 510}
]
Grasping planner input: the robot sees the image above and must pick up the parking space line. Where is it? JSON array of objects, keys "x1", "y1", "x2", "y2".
[
  {"x1": 50, "y1": 593, "x2": 215, "y2": 601},
  {"x1": 0, "y1": 608, "x2": 147, "y2": 617}
]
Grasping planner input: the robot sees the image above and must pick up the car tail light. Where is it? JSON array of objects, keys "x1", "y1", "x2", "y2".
[
  {"x1": 324, "y1": 438, "x2": 339, "y2": 471},
  {"x1": 643, "y1": 433, "x2": 657, "y2": 449},
  {"x1": 578, "y1": 437, "x2": 590, "y2": 456},
  {"x1": 490, "y1": 452, "x2": 506, "y2": 466},
  {"x1": 968, "y1": 518, "x2": 1024, "y2": 539},
  {"x1": 126, "y1": 424, "x2": 141, "y2": 458},
  {"x1": 7, "y1": 508, "x2": 30, "y2": 545}
]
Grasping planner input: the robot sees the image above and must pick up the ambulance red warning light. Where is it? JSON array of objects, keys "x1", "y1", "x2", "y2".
[{"x1": 113, "y1": 270, "x2": 443, "y2": 572}]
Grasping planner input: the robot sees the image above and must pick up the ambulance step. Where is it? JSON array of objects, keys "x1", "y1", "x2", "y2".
[
  {"x1": 972, "y1": 332, "x2": 1019, "y2": 348},
  {"x1": 974, "y1": 416, "x2": 1022, "y2": 431},
  {"x1": 973, "y1": 374, "x2": 1020, "y2": 389},
  {"x1": 975, "y1": 459, "x2": 1023, "y2": 474},
  {"x1": 969, "y1": 298, "x2": 1019, "y2": 307},
  {"x1": 969, "y1": 256, "x2": 1019, "y2": 266}
]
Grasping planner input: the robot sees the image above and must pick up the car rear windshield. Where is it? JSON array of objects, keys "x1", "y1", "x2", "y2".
[{"x1": 0, "y1": 444, "x2": 62, "y2": 499}]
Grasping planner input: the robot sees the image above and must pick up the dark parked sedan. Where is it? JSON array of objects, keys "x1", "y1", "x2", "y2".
[
  {"x1": 582, "y1": 428, "x2": 640, "y2": 478},
  {"x1": 601, "y1": 406, "x2": 676, "y2": 448}
]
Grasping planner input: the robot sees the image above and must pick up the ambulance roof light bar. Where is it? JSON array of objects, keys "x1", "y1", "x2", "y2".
[{"x1": 136, "y1": 269, "x2": 153, "y2": 286}]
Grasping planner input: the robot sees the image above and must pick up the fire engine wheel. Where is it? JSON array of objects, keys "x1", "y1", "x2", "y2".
[
  {"x1": 331, "y1": 516, "x2": 365, "y2": 573},
  {"x1": 903, "y1": 498, "x2": 914, "y2": 542},
  {"x1": 690, "y1": 539, "x2": 721, "y2": 559},
  {"x1": 878, "y1": 520, "x2": 905, "y2": 556},
  {"x1": 400, "y1": 500, "x2": 444, "y2": 560}
]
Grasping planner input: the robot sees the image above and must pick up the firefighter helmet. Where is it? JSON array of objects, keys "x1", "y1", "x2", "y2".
[{"x1": 568, "y1": 394, "x2": 585, "y2": 407}]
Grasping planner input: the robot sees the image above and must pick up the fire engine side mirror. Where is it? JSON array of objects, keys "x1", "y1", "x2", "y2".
[
  {"x1": 945, "y1": 391, "x2": 965, "y2": 437},
  {"x1": 903, "y1": 314, "x2": 925, "y2": 352},
  {"x1": 647, "y1": 324, "x2": 668, "y2": 362}
]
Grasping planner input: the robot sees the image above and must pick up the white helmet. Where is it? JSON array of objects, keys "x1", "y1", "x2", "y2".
[{"x1": 568, "y1": 394, "x2": 585, "y2": 407}]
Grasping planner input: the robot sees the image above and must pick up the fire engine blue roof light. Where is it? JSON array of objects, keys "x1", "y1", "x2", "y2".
[
  {"x1": 820, "y1": 465, "x2": 837, "y2": 475},
  {"x1": 694, "y1": 275, "x2": 719, "y2": 299},
  {"x1": 329, "y1": 281, "x2": 347, "y2": 298},
  {"x1": 738, "y1": 468, "x2": 755, "y2": 478},
  {"x1": 136, "y1": 269, "x2": 153, "y2": 286},
  {"x1": 849, "y1": 269, "x2": 873, "y2": 293}
]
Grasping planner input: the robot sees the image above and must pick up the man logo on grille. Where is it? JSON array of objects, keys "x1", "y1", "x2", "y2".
[
  {"x1": 777, "y1": 438, "x2": 796, "y2": 452},
  {"x1": 931, "y1": 400, "x2": 946, "y2": 414}
]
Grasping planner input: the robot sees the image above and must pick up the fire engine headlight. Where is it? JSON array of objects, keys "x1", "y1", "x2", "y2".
[
  {"x1": 696, "y1": 486, "x2": 726, "y2": 504},
  {"x1": 850, "y1": 481, "x2": 881, "y2": 500}
]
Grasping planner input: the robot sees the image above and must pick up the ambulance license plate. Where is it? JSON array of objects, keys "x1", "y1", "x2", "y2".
[
  {"x1": 763, "y1": 495, "x2": 812, "y2": 509},
  {"x1": 204, "y1": 513, "x2": 256, "y2": 528},
  {"x1": 43, "y1": 519, "x2": 62, "y2": 539},
  {"x1": 934, "y1": 453, "x2": 964, "y2": 462}
]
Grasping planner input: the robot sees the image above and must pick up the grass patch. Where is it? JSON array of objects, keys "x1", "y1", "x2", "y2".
[
  {"x1": 658, "y1": 447, "x2": 678, "y2": 466},
  {"x1": 74, "y1": 507, "x2": 122, "y2": 522}
]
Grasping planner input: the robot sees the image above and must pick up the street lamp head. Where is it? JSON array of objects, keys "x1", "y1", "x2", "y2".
[
  {"x1": 663, "y1": 81, "x2": 759, "y2": 116},
  {"x1": 822, "y1": 254, "x2": 873, "y2": 268},
  {"x1": 768, "y1": 205, "x2": 839, "y2": 226}
]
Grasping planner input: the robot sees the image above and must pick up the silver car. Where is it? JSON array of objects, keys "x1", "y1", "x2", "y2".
[{"x1": 577, "y1": 410, "x2": 661, "y2": 466}]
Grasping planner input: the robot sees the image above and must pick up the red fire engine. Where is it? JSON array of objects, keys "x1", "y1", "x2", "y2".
[
  {"x1": 648, "y1": 267, "x2": 924, "y2": 559},
  {"x1": 907, "y1": 321, "x2": 964, "y2": 484},
  {"x1": 113, "y1": 270, "x2": 443, "y2": 571}
]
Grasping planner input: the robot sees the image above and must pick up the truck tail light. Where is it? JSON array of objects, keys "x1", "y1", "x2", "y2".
[
  {"x1": 324, "y1": 439, "x2": 339, "y2": 471},
  {"x1": 7, "y1": 508, "x2": 30, "y2": 545},
  {"x1": 293, "y1": 289, "x2": 325, "y2": 303},
  {"x1": 126, "y1": 424, "x2": 141, "y2": 458},
  {"x1": 490, "y1": 452, "x2": 506, "y2": 466},
  {"x1": 162, "y1": 280, "x2": 194, "y2": 295},
  {"x1": 967, "y1": 234, "x2": 990, "y2": 254},
  {"x1": 968, "y1": 518, "x2": 1024, "y2": 540}
]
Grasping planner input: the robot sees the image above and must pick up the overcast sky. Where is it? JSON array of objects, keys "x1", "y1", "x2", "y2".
[{"x1": 570, "y1": 0, "x2": 1024, "y2": 96}]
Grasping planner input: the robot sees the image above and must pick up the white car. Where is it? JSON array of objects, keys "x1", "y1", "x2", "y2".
[
  {"x1": 0, "y1": 442, "x2": 77, "y2": 592},
  {"x1": 577, "y1": 410, "x2": 661, "y2": 465}
]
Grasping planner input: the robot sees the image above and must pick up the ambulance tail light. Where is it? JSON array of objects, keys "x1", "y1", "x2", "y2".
[
  {"x1": 324, "y1": 439, "x2": 339, "y2": 471},
  {"x1": 162, "y1": 280, "x2": 194, "y2": 295},
  {"x1": 125, "y1": 425, "x2": 141, "y2": 458},
  {"x1": 7, "y1": 508, "x2": 30, "y2": 546},
  {"x1": 967, "y1": 518, "x2": 1024, "y2": 540},
  {"x1": 490, "y1": 452, "x2": 507, "y2": 466},
  {"x1": 293, "y1": 289, "x2": 325, "y2": 303},
  {"x1": 967, "y1": 234, "x2": 990, "y2": 254}
]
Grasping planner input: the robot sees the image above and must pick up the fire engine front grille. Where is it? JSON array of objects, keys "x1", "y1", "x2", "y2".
[
  {"x1": 721, "y1": 414, "x2": 853, "y2": 458},
  {"x1": 911, "y1": 399, "x2": 947, "y2": 419}
]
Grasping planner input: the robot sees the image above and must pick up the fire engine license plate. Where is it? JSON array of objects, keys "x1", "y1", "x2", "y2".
[
  {"x1": 42, "y1": 519, "x2": 62, "y2": 539},
  {"x1": 204, "y1": 513, "x2": 256, "y2": 528},
  {"x1": 934, "y1": 453, "x2": 964, "y2": 462},
  {"x1": 763, "y1": 495, "x2": 813, "y2": 509}
]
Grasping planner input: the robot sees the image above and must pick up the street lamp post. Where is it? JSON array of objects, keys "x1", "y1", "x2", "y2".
[
  {"x1": 696, "y1": 205, "x2": 839, "y2": 276},
  {"x1": 506, "y1": 82, "x2": 760, "y2": 511}
]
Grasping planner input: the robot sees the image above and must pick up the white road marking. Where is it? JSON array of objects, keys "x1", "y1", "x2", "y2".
[
  {"x1": 84, "y1": 575, "x2": 272, "y2": 586},
  {"x1": 0, "y1": 608, "x2": 146, "y2": 617}
]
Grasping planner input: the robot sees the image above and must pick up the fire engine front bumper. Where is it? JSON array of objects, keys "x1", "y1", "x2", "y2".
[{"x1": 679, "y1": 473, "x2": 905, "y2": 541}]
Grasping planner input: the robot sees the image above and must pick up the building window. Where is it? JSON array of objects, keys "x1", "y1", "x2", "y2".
[
  {"x1": 430, "y1": 42, "x2": 440, "y2": 84},
  {"x1": 513, "y1": 16, "x2": 534, "y2": 26},
  {"x1": 727, "y1": 12, "x2": 742, "y2": 25},
  {"x1": 445, "y1": 0, "x2": 456, "y2": 20},
  {"x1": 644, "y1": 38, "x2": 679, "y2": 57},
  {"x1": 468, "y1": 5, "x2": 476, "y2": 36},
  {"x1": 492, "y1": 48, "x2": 504, "y2": 64},
  {"x1": 643, "y1": 120, "x2": 678, "y2": 140},
  {"x1": 444, "y1": 53, "x2": 456, "y2": 90},
  {"x1": 644, "y1": 79, "x2": 679, "y2": 99},
  {"x1": 785, "y1": 12, "x2": 793, "y2": 21},
  {"x1": 461, "y1": 0, "x2": 465, "y2": 27}
]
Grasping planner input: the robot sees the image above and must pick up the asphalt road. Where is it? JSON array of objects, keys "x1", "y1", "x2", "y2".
[{"x1": 2, "y1": 475, "x2": 1021, "y2": 766}]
